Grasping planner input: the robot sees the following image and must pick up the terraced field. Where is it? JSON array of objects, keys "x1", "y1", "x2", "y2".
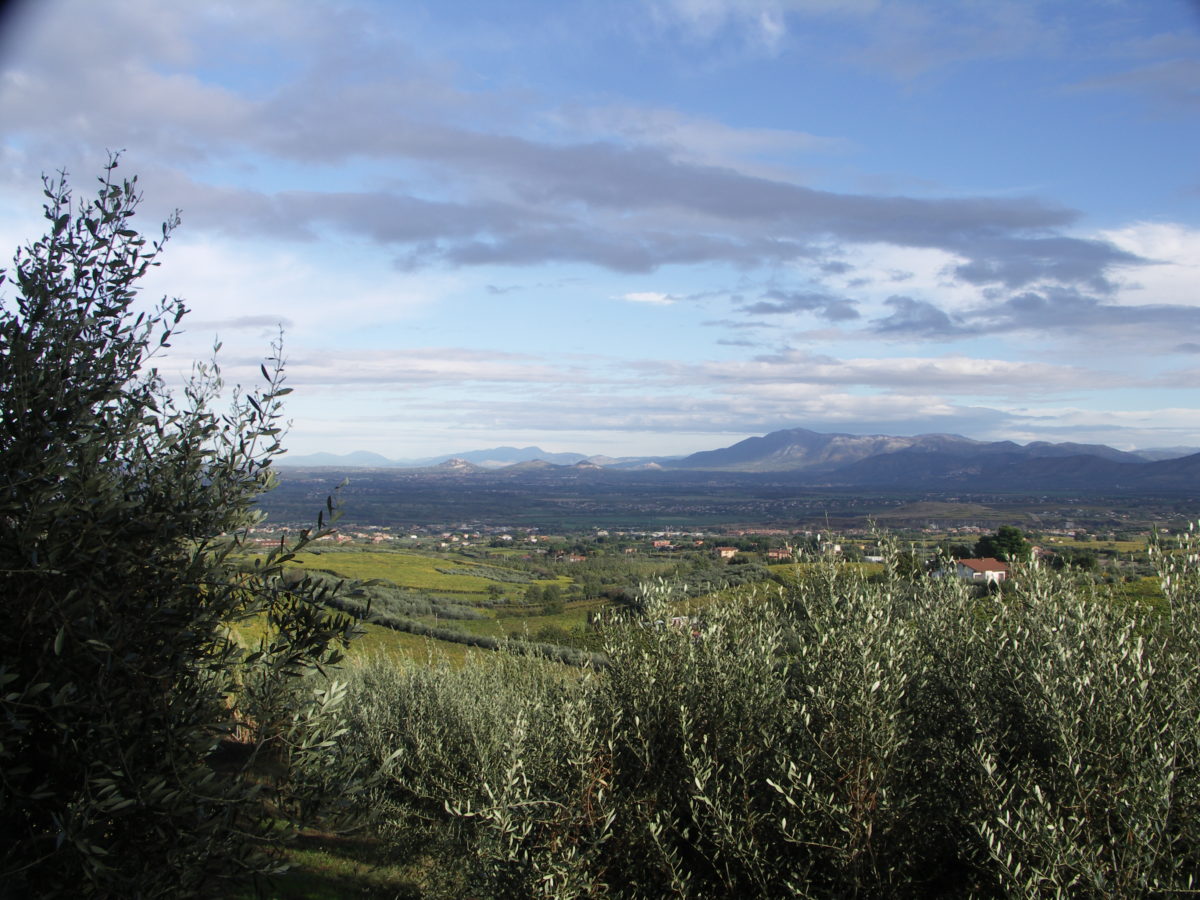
[
  {"x1": 289, "y1": 549, "x2": 516, "y2": 594},
  {"x1": 282, "y1": 548, "x2": 602, "y2": 661}
]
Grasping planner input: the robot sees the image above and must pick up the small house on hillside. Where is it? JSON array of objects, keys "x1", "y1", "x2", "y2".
[
  {"x1": 955, "y1": 557, "x2": 1009, "y2": 584},
  {"x1": 715, "y1": 546, "x2": 738, "y2": 559}
]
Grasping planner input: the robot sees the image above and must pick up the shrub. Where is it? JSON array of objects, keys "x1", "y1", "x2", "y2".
[
  {"x1": 0, "y1": 161, "x2": 356, "y2": 897},
  {"x1": 312, "y1": 532, "x2": 1200, "y2": 897}
]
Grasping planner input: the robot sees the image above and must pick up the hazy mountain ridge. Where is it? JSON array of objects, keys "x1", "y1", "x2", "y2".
[
  {"x1": 280, "y1": 445, "x2": 593, "y2": 468},
  {"x1": 664, "y1": 428, "x2": 1181, "y2": 490},
  {"x1": 276, "y1": 428, "x2": 1199, "y2": 492},
  {"x1": 666, "y1": 428, "x2": 1148, "y2": 473},
  {"x1": 668, "y1": 428, "x2": 920, "y2": 471}
]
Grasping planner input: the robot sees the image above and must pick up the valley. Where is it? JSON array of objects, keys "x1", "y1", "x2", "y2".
[
  {"x1": 259, "y1": 464, "x2": 1199, "y2": 535},
  {"x1": 264, "y1": 425, "x2": 1200, "y2": 533}
]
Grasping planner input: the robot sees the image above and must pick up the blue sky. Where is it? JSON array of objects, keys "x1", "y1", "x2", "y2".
[{"x1": 1, "y1": 0, "x2": 1198, "y2": 458}]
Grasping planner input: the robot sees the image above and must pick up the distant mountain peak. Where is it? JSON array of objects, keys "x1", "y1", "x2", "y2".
[
  {"x1": 504, "y1": 459, "x2": 559, "y2": 471},
  {"x1": 274, "y1": 427, "x2": 1186, "y2": 492},
  {"x1": 664, "y1": 426, "x2": 1148, "y2": 479}
]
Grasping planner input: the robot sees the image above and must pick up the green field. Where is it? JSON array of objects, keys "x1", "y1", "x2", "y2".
[
  {"x1": 230, "y1": 612, "x2": 481, "y2": 667},
  {"x1": 1041, "y1": 537, "x2": 1146, "y2": 552},
  {"x1": 289, "y1": 549, "x2": 507, "y2": 594},
  {"x1": 279, "y1": 548, "x2": 601, "y2": 657},
  {"x1": 282, "y1": 550, "x2": 905, "y2": 656},
  {"x1": 451, "y1": 600, "x2": 600, "y2": 638}
]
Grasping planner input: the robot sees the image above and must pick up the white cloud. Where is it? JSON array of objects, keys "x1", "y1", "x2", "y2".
[
  {"x1": 1001, "y1": 405, "x2": 1200, "y2": 451},
  {"x1": 1, "y1": 0, "x2": 1195, "y2": 458},
  {"x1": 648, "y1": 350, "x2": 1108, "y2": 394},
  {"x1": 810, "y1": 242, "x2": 979, "y2": 312},
  {"x1": 278, "y1": 347, "x2": 571, "y2": 387},
  {"x1": 133, "y1": 234, "x2": 457, "y2": 383},
  {"x1": 620, "y1": 291, "x2": 677, "y2": 305},
  {"x1": 1100, "y1": 222, "x2": 1200, "y2": 307}
]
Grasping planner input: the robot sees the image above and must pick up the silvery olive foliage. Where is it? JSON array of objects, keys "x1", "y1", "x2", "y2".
[
  {"x1": 317, "y1": 533, "x2": 1200, "y2": 898},
  {"x1": 0, "y1": 160, "x2": 356, "y2": 898}
]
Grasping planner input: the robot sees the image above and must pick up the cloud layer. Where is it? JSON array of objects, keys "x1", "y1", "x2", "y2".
[{"x1": 0, "y1": 0, "x2": 1196, "y2": 456}]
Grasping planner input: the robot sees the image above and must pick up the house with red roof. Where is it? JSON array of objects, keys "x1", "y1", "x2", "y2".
[{"x1": 955, "y1": 557, "x2": 1009, "y2": 584}]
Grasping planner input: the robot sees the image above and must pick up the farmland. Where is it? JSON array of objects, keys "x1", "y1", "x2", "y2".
[
  {"x1": 245, "y1": 517, "x2": 1171, "y2": 673},
  {"x1": 278, "y1": 547, "x2": 610, "y2": 662},
  {"x1": 289, "y1": 549, "x2": 538, "y2": 595}
]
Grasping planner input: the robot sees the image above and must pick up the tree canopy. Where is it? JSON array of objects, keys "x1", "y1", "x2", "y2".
[
  {"x1": 974, "y1": 525, "x2": 1031, "y2": 561},
  {"x1": 0, "y1": 159, "x2": 355, "y2": 897}
]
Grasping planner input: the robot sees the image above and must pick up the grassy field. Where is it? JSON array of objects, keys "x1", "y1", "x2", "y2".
[
  {"x1": 231, "y1": 614, "x2": 482, "y2": 667},
  {"x1": 288, "y1": 550, "x2": 506, "y2": 594},
  {"x1": 1112, "y1": 574, "x2": 1167, "y2": 609},
  {"x1": 1041, "y1": 538, "x2": 1146, "y2": 552},
  {"x1": 349, "y1": 622, "x2": 477, "y2": 665},
  {"x1": 278, "y1": 548, "x2": 601, "y2": 655},
  {"x1": 870, "y1": 500, "x2": 1012, "y2": 522},
  {"x1": 450, "y1": 599, "x2": 602, "y2": 639}
]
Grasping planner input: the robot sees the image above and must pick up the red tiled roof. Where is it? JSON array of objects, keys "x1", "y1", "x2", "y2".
[{"x1": 959, "y1": 557, "x2": 1008, "y2": 573}]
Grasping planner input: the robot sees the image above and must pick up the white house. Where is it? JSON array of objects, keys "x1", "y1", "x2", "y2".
[{"x1": 955, "y1": 557, "x2": 1009, "y2": 584}]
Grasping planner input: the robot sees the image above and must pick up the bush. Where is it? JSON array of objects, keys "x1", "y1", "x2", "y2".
[
  {"x1": 311, "y1": 534, "x2": 1200, "y2": 897},
  {"x1": 0, "y1": 161, "x2": 356, "y2": 897}
]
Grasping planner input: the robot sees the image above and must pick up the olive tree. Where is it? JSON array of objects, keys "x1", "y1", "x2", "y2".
[{"x1": 0, "y1": 159, "x2": 356, "y2": 897}]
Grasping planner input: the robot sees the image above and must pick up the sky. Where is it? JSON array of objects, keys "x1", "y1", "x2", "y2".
[{"x1": 0, "y1": 0, "x2": 1198, "y2": 460}]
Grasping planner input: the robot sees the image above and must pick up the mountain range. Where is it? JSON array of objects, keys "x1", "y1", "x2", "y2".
[
  {"x1": 663, "y1": 428, "x2": 1199, "y2": 491},
  {"x1": 278, "y1": 445, "x2": 594, "y2": 469},
  {"x1": 277, "y1": 429, "x2": 1200, "y2": 493}
]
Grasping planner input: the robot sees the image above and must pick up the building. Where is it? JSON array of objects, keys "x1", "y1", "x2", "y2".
[{"x1": 955, "y1": 557, "x2": 1009, "y2": 584}]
